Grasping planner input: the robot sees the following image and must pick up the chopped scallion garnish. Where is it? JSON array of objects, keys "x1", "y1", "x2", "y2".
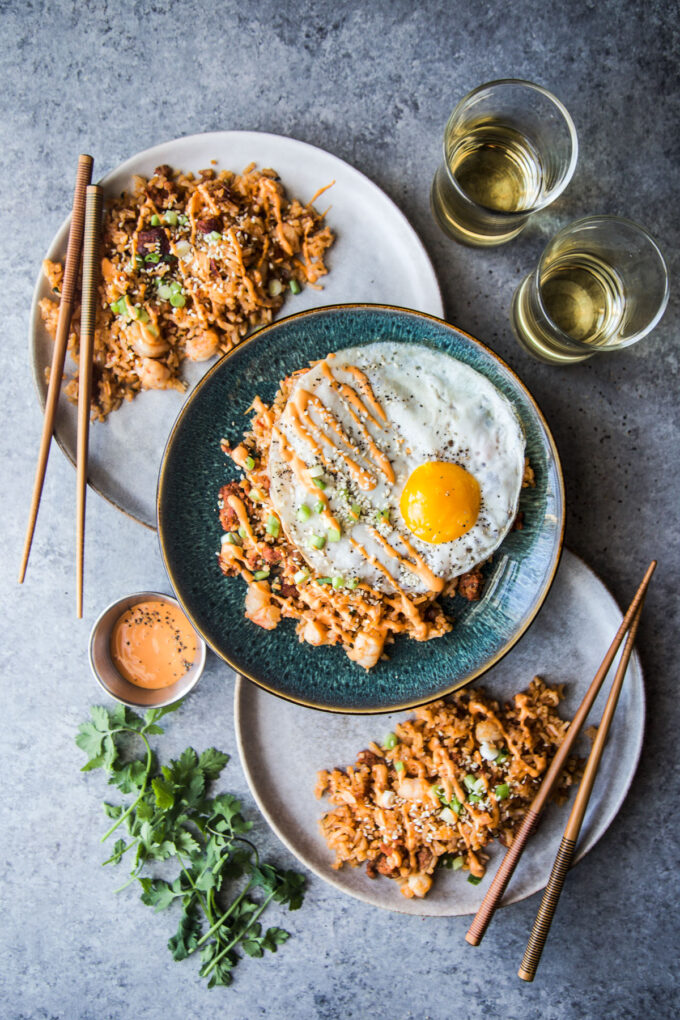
[
  {"x1": 289, "y1": 279, "x2": 301, "y2": 294},
  {"x1": 297, "y1": 505, "x2": 311, "y2": 522},
  {"x1": 266, "y1": 515, "x2": 280, "y2": 537},
  {"x1": 316, "y1": 577, "x2": 332, "y2": 585},
  {"x1": 244, "y1": 455, "x2": 255, "y2": 471},
  {"x1": 346, "y1": 578, "x2": 359, "y2": 589},
  {"x1": 394, "y1": 761, "x2": 405, "y2": 773},
  {"x1": 467, "y1": 875, "x2": 482, "y2": 886},
  {"x1": 312, "y1": 477, "x2": 327, "y2": 490},
  {"x1": 221, "y1": 531, "x2": 242, "y2": 546},
  {"x1": 144, "y1": 253, "x2": 161, "y2": 263},
  {"x1": 163, "y1": 211, "x2": 179, "y2": 226},
  {"x1": 383, "y1": 732, "x2": 398, "y2": 750},
  {"x1": 238, "y1": 525, "x2": 248, "y2": 541},
  {"x1": 327, "y1": 526, "x2": 341, "y2": 543},
  {"x1": 293, "y1": 568, "x2": 310, "y2": 585},
  {"x1": 313, "y1": 500, "x2": 324, "y2": 513},
  {"x1": 253, "y1": 569, "x2": 270, "y2": 581},
  {"x1": 331, "y1": 576, "x2": 344, "y2": 589},
  {"x1": 150, "y1": 214, "x2": 161, "y2": 226},
  {"x1": 494, "y1": 783, "x2": 510, "y2": 800},
  {"x1": 451, "y1": 855, "x2": 464, "y2": 871},
  {"x1": 309, "y1": 534, "x2": 326, "y2": 550},
  {"x1": 170, "y1": 293, "x2": 186, "y2": 308}
]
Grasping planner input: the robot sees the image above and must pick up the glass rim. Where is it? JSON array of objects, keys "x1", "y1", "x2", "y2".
[
  {"x1": 441, "y1": 78, "x2": 579, "y2": 216},
  {"x1": 532, "y1": 214, "x2": 670, "y2": 349}
]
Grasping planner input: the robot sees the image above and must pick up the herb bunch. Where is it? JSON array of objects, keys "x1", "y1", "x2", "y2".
[{"x1": 76, "y1": 702, "x2": 305, "y2": 988}]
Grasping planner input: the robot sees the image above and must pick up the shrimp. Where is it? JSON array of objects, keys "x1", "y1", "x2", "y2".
[
  {"x1": 129, "y1": 321, "x2": 170, "y2": 359},
  {"x1": 137, "y1": 358, "x2": 183, "y2": 391},
  {"x1": 396, "y1": 776, "x2": 430, "y2": 802},
  {"x1": 401, "y1": 873, "x2": 433, "y2": 899},
  {"x1": 244, "y1": 581, "x2": 281, "y2": 631},
  {"x1": 346, "y1": 628, "x2": 385, "y2": 670},
  {"x1": 301, "y1": 618, "x2": 328, "y2": 646},
  {"x1": 185, "y1": 328, "x2": 220, "y2": 362}
]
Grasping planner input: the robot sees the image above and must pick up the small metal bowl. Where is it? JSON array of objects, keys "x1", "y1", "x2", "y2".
[{"x1": 89, "y1": 590, "x2": 207, "y2": 709}]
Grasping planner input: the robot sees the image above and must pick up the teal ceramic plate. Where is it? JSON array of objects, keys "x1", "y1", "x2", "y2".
[{"x1": 157, "y1": 304, "x2": 564, "y2": 713}]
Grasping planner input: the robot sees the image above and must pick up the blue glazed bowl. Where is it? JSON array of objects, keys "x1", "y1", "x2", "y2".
[{"x1": 157, "y1": 305, "x2": 564, "y2": 713}]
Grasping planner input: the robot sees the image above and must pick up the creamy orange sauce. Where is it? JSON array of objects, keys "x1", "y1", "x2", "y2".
[
  {"x1": 110, "y1": 600, "x2": 197, "y2": 690},
  {"x1": 272, "y1": 425, "x2": 341, "y2": 532}
]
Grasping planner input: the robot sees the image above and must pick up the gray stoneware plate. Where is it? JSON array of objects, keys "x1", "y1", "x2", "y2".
[
  {"x1": 235, "y1": 551, "x2": 645, "y2": 915},
  {"x1": 29, "y1": 130, "x2": 443, "y2": 528}
]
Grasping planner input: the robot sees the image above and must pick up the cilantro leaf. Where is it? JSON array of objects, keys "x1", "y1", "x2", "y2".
[{"x1": 198, "y1": 747, "x2": 230, "y2": 780}]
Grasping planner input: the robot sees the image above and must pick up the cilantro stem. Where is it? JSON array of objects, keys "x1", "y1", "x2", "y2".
[
  {"x1": 102, "y1": 838, "x2": 138, "y2": 866},
  {"x1": 194, "y1": 876, "x2": 255, "y2": 950},
  {"x1": 202, "y1": 892, "x2": 276, "y2": 977},
  {"x1": 176, "y1": 852, "x2": 212, "y2": 922},
  {"x1": 101, "y1": 732, "x2": 153, "y2": 843}
]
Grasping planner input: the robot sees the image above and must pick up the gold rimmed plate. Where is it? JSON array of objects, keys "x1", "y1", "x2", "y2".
[{"x1": 157, "y1": 304, "x2": 565, "y2": 713}]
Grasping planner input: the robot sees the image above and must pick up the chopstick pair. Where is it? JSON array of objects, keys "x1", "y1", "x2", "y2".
[
  {"x1": 465, "y1": 559, "x2": 656, "y2": 975},
  {"x1": 18, "y1": 154, "x2": 103, "y2": 618}
]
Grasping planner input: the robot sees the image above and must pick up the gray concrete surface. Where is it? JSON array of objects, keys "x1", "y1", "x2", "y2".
[{"x1": 1, "y1": 1, "x2": 678, "y2": 1018}]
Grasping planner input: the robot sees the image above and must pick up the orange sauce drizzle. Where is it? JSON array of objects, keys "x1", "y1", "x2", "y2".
[
  {"x1": 272, "y1": 426, "x2": 341, "y2": 532},
  {"x1": 343, "y1": 365, "x2": 388, "y2": 424},
  {"x1": 348, "y1": 537, "x2": 428, "y2": 639},
  {"x1": 110, "y1": 600, "x2": 197, "y2": 690},
  {"x1": 289, "y1": 389, "x2": 376, "y2": 490}
]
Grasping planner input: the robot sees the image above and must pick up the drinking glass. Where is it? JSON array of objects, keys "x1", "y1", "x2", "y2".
[
  {"x1": 510, "y1": 215, "x2": 669, "y2": 364},
  {"x1": 431, "y1": 79, "x2": 578, "y2": 246}
]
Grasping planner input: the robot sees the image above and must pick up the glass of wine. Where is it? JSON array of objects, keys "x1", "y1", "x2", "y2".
[
  {"x1": 510, "y1": 215, "x2": 669, "y2": 364},
  {"x1": 431, "y1": 79, "x2": 578, "y2": 246}
]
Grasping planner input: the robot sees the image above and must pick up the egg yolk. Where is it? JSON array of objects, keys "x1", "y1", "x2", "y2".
[{"x1": 399, "y1": 462, "x2": 481, "y2": 544}]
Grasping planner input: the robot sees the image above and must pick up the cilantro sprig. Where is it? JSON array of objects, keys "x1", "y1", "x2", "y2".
[{"x1": 76, "y1": 703, "x2": 305, "y2": 988}]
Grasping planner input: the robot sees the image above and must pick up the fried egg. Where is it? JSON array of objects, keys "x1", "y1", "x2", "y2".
[{"x1": 267, "y1": 342, "x2": 525, "y2": 595}]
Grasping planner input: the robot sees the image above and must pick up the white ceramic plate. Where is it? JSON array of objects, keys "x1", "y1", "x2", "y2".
[
  {"x1": 234, "y1": 549, "x2": 644, "y2": 915},
  {"x1": 30, "y1": 131, "x2": 443, "y2": 528}
]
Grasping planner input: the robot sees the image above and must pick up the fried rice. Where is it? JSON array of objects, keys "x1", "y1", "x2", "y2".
[
  {"x1": 39, "y1": 163, "x2": 335, "y2": 421},
  {"x1": 217, "y1": 374, "x2": 534, "y2": 668},
  {"x1": 315, "y1": 677, "x2": 581, "y2": 897}
]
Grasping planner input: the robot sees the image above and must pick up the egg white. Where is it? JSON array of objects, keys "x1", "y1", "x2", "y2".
[{"x1": 267, "y1": 342, "x2": 526, "y2": 595}]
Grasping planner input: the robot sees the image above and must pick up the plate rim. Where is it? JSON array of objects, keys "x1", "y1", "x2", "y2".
[
  {"x1": 233, "y1": 548, "x2": 645, "y2": 915},
  {"x1": 28, "y1": 129, "x2": 444, "y2": 530},
  {"x1": 157, "y1": 301, "x2": 566, "y2": 714}
]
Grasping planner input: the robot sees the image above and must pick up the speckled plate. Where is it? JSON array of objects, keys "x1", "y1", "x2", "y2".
[
  {"x1": 157, "y1": 304, "x2": 565, "y2": 713},
  {"x1": 30, "y1": 130, "x2": 443, "y2": 528},
  {"x1": 234, "y1": 550, "x2": 645, "y2": 915}
]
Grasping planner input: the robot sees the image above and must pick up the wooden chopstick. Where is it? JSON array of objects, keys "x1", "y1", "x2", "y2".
[
  {"x1": 465, "y1": 559, "x2": 657, "y2": 947},
  {"x1": 76, "y1": 185, "x2": 103, "y2": 618},
  {"x1": 18, "y1": 154, "x2": 93, "y2": 584},
  {"x1": 517, "y1": 595, "x2": 647, "y2": 981}
]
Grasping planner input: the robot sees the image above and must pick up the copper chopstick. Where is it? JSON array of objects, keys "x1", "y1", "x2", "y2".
[
  {"x1": 76, "y1": 185, "x2": 103, "y2": 618},
  {"x1": 18, "y1": 154, "x2": 93, "y2": 584},
  {"x1": 518, "y1": 595, "x2": 647, "y2": 981},
  {"x1": 465, "y1": 559, "x2": 657, "y2": 947}
]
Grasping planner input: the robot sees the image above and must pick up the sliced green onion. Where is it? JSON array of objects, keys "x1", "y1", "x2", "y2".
[
  {"x1": 308, "y1": 464, "x2": 324, "y2": 478},
  {"x1": 495, "y1": 749, "x2": 510, "y2": 764},
  {"x1": 379, "y1": 509, "x2": 390, "y2": 523},
  {"x1": 449, "y1": 796, "x2": 462, "y2": 814},
  {"x1": 350, "y1": 503, "x2": 361, "y2": 517},
  {"x1": 157, "y1": 283, "x2": 173, "y2": 301},
  {"x1": 248, "y1": 486, "x2": 263, "y2": 502},
  {"x1": 313, "y1": 500, "x2": 325, "y2": 513},
  {"x1": 135, "y1": 255, "x2": 144, "y2": 268},
  {"x1": 144, "y1": 253, "x2": 161, "y2": 263},
  {"x1": 309, "y1": 534, "x2": 326, "y2": 550},
  {"x1": 467, "y1": 875, "x2": 482, "y2": 886},
  {"x1": 253, "y1": 569, "x2": 270, "y2": 581},
  {"x1": 163, "y1": 211, "x2": 179, "y2": 226},
  {"x1": 289, "y1": 278, "x2": 301, "y2": 294},
  {"x1": 268, "y1": 278, "x2": 283, "y2": 297},
  {"x1": 451, "y1": 855, "x2": 464, "y2": 871},
  {"x1": 244, "y1": 455, "x2": 255, "y2": 471},
  {"x1": 297, "y1": 504, "x2": 311, "y2": 522},
  {"x1": 467, "y1": 793, "x2": 483, "y2": 805},
  {"x1": 169, "y1": 280, "x2": 182, "y2": 294},
  {"x1": 394, "y1": 761, "x2": 405, "y2": 773},
  {"x1": 178, "y1": 214, "x2": 189, "y2": 226},
  {"x1": 383, "y1": 732, "x2": 398, "y2": 750},
  {"x1": 170, "y1": 293, "x2": 186, "y2": 308},
  {"x1": 430, "y1": 784, "x2": 445, "y2": 800},
  {"x1": 346, "y1": 578, "x2": 359, "y2": 589},
  {"x1": 327, "y1": 526, "x2": 341, "y2": 543},
  {"x1": 316, "y1": 577, "x2": 332, "y2": 585},
  {"x1": 175, "y1": 240, "x2": 191, "y2": 258},
  {"x1": 293, "y1": 568, "x2": 310, "y2": 585},
  {"x1": 494, "y1": 783, "x2": 510, "y2": 800},
  {"x1": 331, "y1": 576, "x2": 344, "y2": 589},
  {"x1": 221, "y1": 531, "x2": 242, "y2": 546},
  {"x1": 238, "y1": 525, "x2": 248, "y2": 541},
  {"x1": 134, "y1": 306, "x2": 150, "y2": 322},
  {"x1": 439, "y1": 807, "x2": 457, "y2": 825},
  {"x1": 150, "y1": 214, "x2": 161, "y2": 226},
  {"x1": 463, "y1": 774, "x2": 484, "y2": 795},
  {"x1": 266, "y1": 515, "x2": 280, "y2": 537},
  {"x1": 208, "y1": 230, "x2": 222, "y2": 241}
]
